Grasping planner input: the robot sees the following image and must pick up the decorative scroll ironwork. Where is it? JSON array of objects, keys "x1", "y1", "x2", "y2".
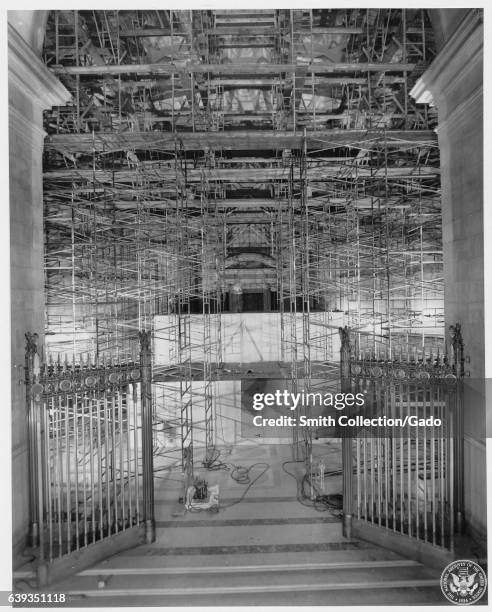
[
  {"x1": 350, "y1": 354, "x2": 458, "y2": 384},
  {"x1": 29, "y1": 359, "x2": 141, "y2": 398}
]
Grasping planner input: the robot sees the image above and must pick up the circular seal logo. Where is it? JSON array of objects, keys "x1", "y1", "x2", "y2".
[{"x1": 441, "y1": 559, "x2": 487, "y2": 605}]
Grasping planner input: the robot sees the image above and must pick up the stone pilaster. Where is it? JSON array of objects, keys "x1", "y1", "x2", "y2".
[
  {"x1": 411, "y1": 9, "x2": 485, "y2": 539},
  {"x1": 9, "y1": 21, "x2": 71, "y2": 559}
]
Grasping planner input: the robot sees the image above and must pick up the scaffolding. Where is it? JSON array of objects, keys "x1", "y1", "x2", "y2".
[
  {"x1": 43, "y1": 142, "x2": 183, "y2": 358},
  {"x1": 42, "y1": 8, "x2": 443, "y2": 483},
  {"x1": 308, "y1": 134, "x2": 444, "y2": 355},
  {"x1": 151, "y1": 157, "x2": 226, "y2": 476}
]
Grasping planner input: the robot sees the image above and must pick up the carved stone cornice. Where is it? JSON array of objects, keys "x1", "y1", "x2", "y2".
[
  {"x1": 8, "y1": 23, "x2": 71, "y2": 111},
  {"x1": 410, "y1": 10, "x2": 483, "y2": 109}
]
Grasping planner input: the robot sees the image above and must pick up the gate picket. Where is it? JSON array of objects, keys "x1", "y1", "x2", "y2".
[{"x1": 25, "y1": 331, "x2": 155, "y2": 586}]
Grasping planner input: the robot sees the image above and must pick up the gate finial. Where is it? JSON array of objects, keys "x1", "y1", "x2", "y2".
[
  {"x1": 25, "y1": 332, "x2": 40, "y2": 378},
  {"x1": 449, "y1": 323, "x2": 464, "y2": 376},
  {"x1": 449, "y1": 323, "x2": 463, "y2": 351},
  {"x1": 25, "y1": 332, "x2": 39, "y2": 358}
]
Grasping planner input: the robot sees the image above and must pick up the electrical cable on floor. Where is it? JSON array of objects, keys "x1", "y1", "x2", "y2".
[
  {"x1": 202, "y1": 447, "x2": 229, "y2": 472},
  {"x1": 196, "y1": 447, "x2": 270, "y2": 510},
  {"x1": 282, "y1": 459, "x2": 343, "y2": 515},
  {"x1": 282, "y1": 460, "x2": 323, "y2": 511},
  {"x1": 220, "y1": 463, "x2": 270, "y2": 509},
  {"x1": 283, "y1": 454, "x2": 431, "y2": 514},
  {"x1": 306, "y1": 474, "x2": 343, "y2": 514}
]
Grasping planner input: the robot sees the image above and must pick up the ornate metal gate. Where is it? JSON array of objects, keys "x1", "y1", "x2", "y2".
[
  {"x1": 25, "y1": 331, "x2": 155, "y2": 586},
  {"x1": 341, "y1": 326, "x2": 464, "y2": 552}
]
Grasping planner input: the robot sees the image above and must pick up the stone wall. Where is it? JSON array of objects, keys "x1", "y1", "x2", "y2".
[
  {"x1": 412, "y1": 10, "x2": 485, "y2": 538},
  {"x1": 8, "y1": 20, "x2": 70, "y2": 560}
]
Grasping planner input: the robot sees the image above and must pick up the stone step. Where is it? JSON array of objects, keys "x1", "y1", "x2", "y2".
[
  {"x1": 81, "y1": 558, "x2": 422, "y2": 576},
  {"x1": 154, "y1": 515, "x2": 341, "y2": 528},
  {"x1": 79, "y1": 544, "x2": 412, "y2": 570},
  {"x1": 154, "y1": 521, "x2": 345, "y2": 547},
  {"x1": 49, "y1": 559, "x2": 441, "y2": 606},
  {"x1": 59, "y1": 577, "x2": 441, "y2": 599},
  {"x1": 155, "y1": 498, "x2": 341, "y2": 520},
  {"x1": 15, "y1": 528, "x2": 447, "y2": 606},
  {"x1": 122, "y1": 540, "x2": 371, "y2": 557},
  {"x1": 12, "y1": 545, "x2": 411, "y2": 581},
  {"x1": 52, "y1": 585, "x2": 446, "y2": 607}
]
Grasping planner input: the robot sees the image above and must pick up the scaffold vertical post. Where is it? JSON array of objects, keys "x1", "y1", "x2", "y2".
[
  {"x1": 25, "y1": 332, "x2": 41, "y2": 549},
  {"x1": 139, "y1": 330, "x2": 155, "y2": 544},
  {"x1": 450, "y1": 323, "x2": 465, "y2": 534},
  {"x1": 340, "y1": 326, "x2": 353, "y2": 538}
]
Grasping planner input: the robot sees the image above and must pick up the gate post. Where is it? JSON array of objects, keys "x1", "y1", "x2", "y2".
[
  {"x1": 339, "y1": 327, "x2": 353, "y2": 538},
  {"x1": 25, "y1": 332, "x2": 41, "y2": 549},
  {"x1": 450, "y1": 323, "x2": 465, "y2": 534},
  {"x1": 139, "y1": 331, "x2": 155, "y2": 544}
]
